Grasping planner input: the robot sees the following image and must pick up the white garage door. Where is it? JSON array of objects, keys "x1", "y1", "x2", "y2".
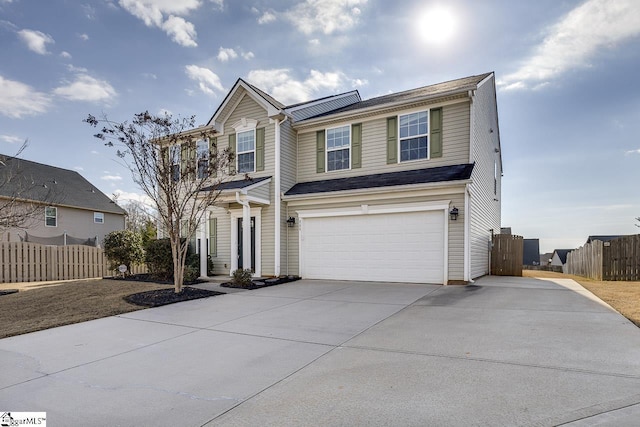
[{"x1": 300, "y1": 210, "x2": 445, "y2": 284}]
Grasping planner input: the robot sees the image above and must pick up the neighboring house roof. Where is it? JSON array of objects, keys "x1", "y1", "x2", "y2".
[
  {"x1": 523, "y1": 239, "x2": 540, "y2": 265},
  {"x1": 202, "y1": 176, "x2": 271, "y2": 192},
  {"x1": 0, "y1": 155, "x2": 126, "y2": 215},
  {"x1": 284, "y1": 163, "x2": 474, "y2": 197},
  {"x1": 300, "y1": 72, "x2": 493, "y2": 121},
  {"x1": 501, "y1": 227, "x2": 512, "y2": 235},
  {"x1": 552, "y1": 249, "x2": 573, "y2": 264},
  {"x1": 540, "y1": 252, "x2": 553, "y2": 265},
  {"x1": 586, "y1": 235, "x2": 623, "y2": 244}
]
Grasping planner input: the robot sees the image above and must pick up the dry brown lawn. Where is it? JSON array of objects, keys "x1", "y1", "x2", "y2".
[
  {"x1": 0, "y1": 279, "x2": 169, "y2": 339},
  {"x1": 524, "y1": 270, "x2": 640, "y2": 328}
]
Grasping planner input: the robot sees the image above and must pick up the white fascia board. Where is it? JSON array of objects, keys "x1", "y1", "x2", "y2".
[
  {"x1": 283, "y1": 180, "x2": 470, "y2": 205},
  {"x1": 292, "y1": 89, "x2": 473, "y2": 130}
]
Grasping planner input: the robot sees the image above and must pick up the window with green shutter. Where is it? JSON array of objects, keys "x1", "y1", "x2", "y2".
[
  {"x1": 316, "y1": 130, "x2": 325, "y2": 173},
  {"x1": 255, "y1": 127, "x2": 265, "y2": 171},
  {"x1": 386, "y1": 117, "x2": 397, "y2": 164},
  {"x1": 228, "y1": 134, "x2": 236, "y2": 175},
  {"x1": 351, "y1": 123, "x2": 362, "y2": 169},
  {"x1": 208, "y1": 217, "x2": 217, "y2": 257}
]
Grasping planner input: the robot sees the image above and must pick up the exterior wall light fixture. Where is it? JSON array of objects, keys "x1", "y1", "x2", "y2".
[
  {"x1": 449, "y1": 207, "x2": 459, "y2": 221},
  {"x1": 286, "y1": 217, "x2": 296, "y2": 227}
]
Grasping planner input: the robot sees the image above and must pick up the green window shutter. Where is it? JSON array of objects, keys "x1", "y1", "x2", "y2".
[
  {"x1": 228, "y1": 133, "x2": 236, "y2": 175},
  {"x1": 430, "y1": 107, "x2": 443, "y2": 158},
  {"x1": 256, "y1": 127, "x2": 265, "y2": 171},
  {"x1": 188, "y1": 140, "x2": 196, "y2": 180},
  {"x1": 351, "y1": 123, "x2": 362, "y2": 169},
  {"x1": 209, "y1": 137, "x2": 217, "y2": 175},
  {"x1": 180, "y1": 143, "x2": 188, "y2": 178},
  {"x1": 316, "y1": 130, "x2": 325, "y2": 173},
  {"x1": 386, "y1": 117, "x2": 397, "y2": 164},
  {"x1": 208, "y1": 217, "x2": 217, "y2": 257}
]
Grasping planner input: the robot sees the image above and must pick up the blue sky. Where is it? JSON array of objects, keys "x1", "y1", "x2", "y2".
[{"x1": 1, "y1": 0, "x2": 640, "y2": 253}]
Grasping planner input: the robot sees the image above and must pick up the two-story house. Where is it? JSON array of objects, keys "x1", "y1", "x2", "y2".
[
  {"x1": 0, "y1": 156, "x2": 126, "y2": 246},
  {"x1": 185, "y1": 72, "x2": 501, "y2": 284}
]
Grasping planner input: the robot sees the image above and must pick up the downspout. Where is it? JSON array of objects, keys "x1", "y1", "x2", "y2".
[
  {"x1": 274, "y1": 115, "x2": 288, "y2": 277},
  {"x1": 465, "y1": 184, "x2": 472, "y2": 283}
]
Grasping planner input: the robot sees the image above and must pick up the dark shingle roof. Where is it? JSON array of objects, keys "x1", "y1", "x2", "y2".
[
  {"x1": 285, "y1": 164, "x2": 473, "y2": 196},
  {"x1": 553, "y1": 249, "x2": 573, "y2": 264},
  {"x1": 0, "y1": 155, "x2": 126, "y2": 215},
  {"x1": 586, "y1": 235, "x2": 623, "y2": 244},
  {"x1": 202, "y1": 176, "x2": 271, "y2": 192},
  {"x1": 301, "y1": 73, "x2": 493, "y2": 121}
]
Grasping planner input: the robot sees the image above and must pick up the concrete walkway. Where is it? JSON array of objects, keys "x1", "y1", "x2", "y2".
[{"x1": 1, "y1": 276, "x2": 640, "y2": 426}]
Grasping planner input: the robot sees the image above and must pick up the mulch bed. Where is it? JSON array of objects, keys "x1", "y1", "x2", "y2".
[
  {"x1": 124, "y1": 287, "x2": 223, "y2": 307},
  {"x1": 108, "y1": 273, "x2": 205, "y2": 286},
  {"x1": 222, "y1": 275, "x2": 301, "y2": 290}
]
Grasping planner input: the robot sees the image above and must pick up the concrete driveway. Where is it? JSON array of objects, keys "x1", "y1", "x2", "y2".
[{"x1": 1, "y1": 277, "x2": 640, "y2": 426}]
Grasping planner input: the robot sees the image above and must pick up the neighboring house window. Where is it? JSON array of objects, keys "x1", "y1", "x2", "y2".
[
  {"x1": 326, "y1": 125, "x2": 350, "y2": 171},
  {"x1": 94, "y1": 212, "x2": 104, "y2": 224},
  {"x1": 45, "y1": 206, "x2": 57, "y2": 227},
  {"x1": 170, "y1": 145, "x2": 181, "y2": 182},
  {"x1": 237, "y1": 130, "x2": 255, "y2": 173},
  {"x1": 196, "y1": 139, "x2": 209, "y2": 180},
  {"x1": 399, "y1": 110, "x2": 428, "y2": 161}
]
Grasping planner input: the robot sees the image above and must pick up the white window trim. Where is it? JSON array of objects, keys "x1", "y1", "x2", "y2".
[
  {"x1": 94, "y1": 212, "x2": 104, "y2": 224},
  {"x1": 231, "y1": 118, "x2": 258, "y2": 174},
  {"x1": 45, "y1": 206, "x2": 57, "y2": 227},
  {"x1": 325, "y1": 124, "x2": 351, "y2": 172},
  {"x1": 196, "y1": 138, "x2": 209, "y2": 180},
  {"x1": 398, "y1": 108, "x2": 430, "y2": 163},
  {"x1": 236, "y1": 129, "x2": 256, "y2": 174}
]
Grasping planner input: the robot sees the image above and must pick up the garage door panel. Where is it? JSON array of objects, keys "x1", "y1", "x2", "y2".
[{"x1": 301, "y1": 211, "x2": 444, "y2": 284}]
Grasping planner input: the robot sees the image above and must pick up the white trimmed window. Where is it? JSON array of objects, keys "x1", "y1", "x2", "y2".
[
  {"x1": 94, "y1": 212, "x2": 104, "y2": 224},
  {"x1": 326, "y1": 125, "x2": 350, "y2": 171},
  {"x1": 45, "y1": 206, "x2": 57, "y2": 227},
  {"x1": 196, "y1": 139, "x2": 209, "y2": 180},
  {"x1": 237, "y1": 130, "x2": 255, "y2": 173},
  {"x1": 399, "y1": 110, "x2": 428, "y2": 162},
  {"x1": 170, "y1": 145, "x2": 181, "y2": 182}
]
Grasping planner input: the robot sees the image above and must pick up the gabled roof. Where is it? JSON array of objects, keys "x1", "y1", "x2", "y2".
[
  {"x1": 0, "y1": 155, "x2": 126, "y2": 215},
  {"x1": 298, "y1": 72, "x2": 493, "y2": 122},
  {"x1": 586, "y1": 235, "x2": 623, "y2": 244},
  {"x1": 284, "y1": 163, "x2": 473, "y2": 197},
  {"x1": 552, "y1": 249, "x2": 573, "y2": 264}
]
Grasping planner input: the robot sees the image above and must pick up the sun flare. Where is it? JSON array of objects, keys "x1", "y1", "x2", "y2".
[{"x1": 417, "y1": 6, "x2": 457, "y2": 44}]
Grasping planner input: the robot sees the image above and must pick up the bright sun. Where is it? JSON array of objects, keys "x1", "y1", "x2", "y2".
[{"x1": 417, "y1": 6, "x2": 457, "y2": 44}]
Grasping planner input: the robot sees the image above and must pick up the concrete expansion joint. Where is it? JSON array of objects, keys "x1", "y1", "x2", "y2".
[{"x1": 533, "y1": 394, "x2": 640, "y2": 427}]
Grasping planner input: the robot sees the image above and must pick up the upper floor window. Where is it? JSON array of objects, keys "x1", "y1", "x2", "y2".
[
  {"x1": 399, "y1": 111, "x2": 428, "y2": 162},
  {"x1": 196, "y1": 139, "x2": 209, "y2": 180},
  {"x1": 326, "y1": 125, "x2": 350, "y2": 171},
  {"x1": 237, "y1": 130, "x2": 255, "y2": 173},
  {"x1": 169, "y1": 145, "x2": 180, "y2": 182},
  {"x1": 45, "y1": 206, "x2": 57, "y2": 227},
  {"x1": 94, "y1": 212, "x2": 104, "y2": 224}
]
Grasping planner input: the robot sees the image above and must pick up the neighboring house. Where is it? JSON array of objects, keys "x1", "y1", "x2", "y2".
[
  {"x1": 540, "y1": 252, "x2": 553, "y2": 266},
  {"x1": 176, "y1": 72, "x2": 502, "y2": 284},
  {"x1": 501, "y1": 227, "x2": 512, "y2": 235},
  {"x1": 0, "y1": 156, "x2": 126, "y2": 246},
  {"x1": 551, "y1": 249, "x2": 573, "y2": 273},
  {"x1": 523, "y1": 239, "x2": 540, "y2": 266},
  {"x1": 585, "y1": 235, "x2": 623, "y2": 245}
]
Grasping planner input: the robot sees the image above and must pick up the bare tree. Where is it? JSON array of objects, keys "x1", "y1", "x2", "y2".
[
  {"x1": 0, "y1": 142, "x2": 57, "y2": 237},
  {"x1": 85, "y1": 112, "x2": 234, "y2": 293}
]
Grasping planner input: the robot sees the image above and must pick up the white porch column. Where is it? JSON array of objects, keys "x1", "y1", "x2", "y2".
[
  {"x1": 199, "y1": 211, "x2": 208, "y2": 278},
  {"x1": 242, "y1": 202, "x2": 252, "y2": 272}
]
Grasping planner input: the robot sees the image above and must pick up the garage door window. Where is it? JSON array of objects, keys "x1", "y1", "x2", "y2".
[{"x1": 326, "y1": 125, "x2": 350, "y2": 171}]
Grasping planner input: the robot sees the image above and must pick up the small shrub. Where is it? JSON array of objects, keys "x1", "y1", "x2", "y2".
[
  {"x1": 231, "y1": 269, "x2": 253, "y2": 288},
  {"x1": 144, "y1": 238, "x2": 197, "y2": 282},
  {"x1": 103, "y1": 230, "x2": 144, "y2": 274}
]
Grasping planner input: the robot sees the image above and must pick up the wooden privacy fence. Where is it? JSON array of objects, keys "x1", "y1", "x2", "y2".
[
  {"x1": 566, "y1": 240, "x2": 603, "y2": 280},
  {"x1": 0, "y1": 242, "x2": 146, "y2": 283},
  {"x1": 491, "y1": 234, "x2": 523, "y2": 276},
  {"x1": 567, "y1": 235, "x2": 640, "y2": 281}
]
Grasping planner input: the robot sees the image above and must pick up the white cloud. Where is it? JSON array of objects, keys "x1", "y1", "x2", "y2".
[
  {"x1": 53, "y1": 74, "x2": 117, "y2": 103},
  {"x1": 242, "y1": 51, "x2": 254, "y2": 60},
  {"x1": 158, "y1": 108, "x2": 172, "y2": 116},
  {"x1": 101, "y1": 174, "x2": 123, "y2": 181},
  {"x1": 90, "y1": 150, "x2": 100, "y2": 155},
  {"x1": 0, "y1": 134, "x2": 23, "y2": 144},
  {"x1": 17, "y1": 29, "x2": 54, "y2": 54},
  {"x1": 79, "y1": 33, "x2": 89, "y2": 41},
  {"x1": 161, "y1": 15, "x2": 197, "y2": 47},
  {"x1": 258, "y1": 11, "x2": 276, "y2": 24},
  {"x1": 499, "y1": 0, "x2": 640, "y2": 90},
  {"x1": 185, "y1": 65, "x2": 224, "y2": 96},
  {"x1": 625, "y1": 149, "x2": 640, "y2": 155},
  {"x1": 73, "y1": 166, "x2": 84, "y2": 171},
  {"x1": 82, "y1": 4, "x2": 97, "y2": 20},
  {"x1": 209, "y1": 0, "x2": 223, "y2": 11},
  {"x1": 309, "y1": 38, "x2": 320, "y2": 46},
  {"x1": 112, "y1": 189, "x2": 154, "y2": 206},
  {"x1": 118, "y1": 0, "x2": 201, "y2": 47},
  {"x1": 246, "y1": 68, "x2": 357, "y2": 105},
  {"x1": 0, "y1": 75, "x2": 52, "y2": 118},
  {"x1": 285, "y1": 0, "x2": 368, "y2": 35},
  {"x1": 217, "y1": 46, "x2": 237, "y2": 62},
  {"x1": 60, "y1": 51, "x2": 72, "y2": 59},
  {"x1": 142, "y1": 72, "x2": 157, "y2": 79}
]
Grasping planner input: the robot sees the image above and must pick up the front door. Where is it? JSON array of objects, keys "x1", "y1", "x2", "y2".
[{"x1": 237, "y1": 217, "x2": 256, "y2": 272}]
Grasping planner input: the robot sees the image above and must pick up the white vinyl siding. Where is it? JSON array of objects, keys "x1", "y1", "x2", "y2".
[{"x1": 296, "y1": 101, "x2": 471, "y2": 182}]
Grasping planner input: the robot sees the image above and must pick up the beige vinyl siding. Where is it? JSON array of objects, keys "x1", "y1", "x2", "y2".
[
  {"x1": 296, "y1": 102, "x2": 471, "y2": 183},
  {"x1": 285, "y1": 189, "x2": 466, "y2": 281},
  {"x1": 469, "y1": 75, "x2": 501, "y2": 279},
  {"x1": 280, "y1": 120, "x2": 298, "y2": 275},
  {"x1": 247, "y1": 182, "x2": 270, "y2": 201}
]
